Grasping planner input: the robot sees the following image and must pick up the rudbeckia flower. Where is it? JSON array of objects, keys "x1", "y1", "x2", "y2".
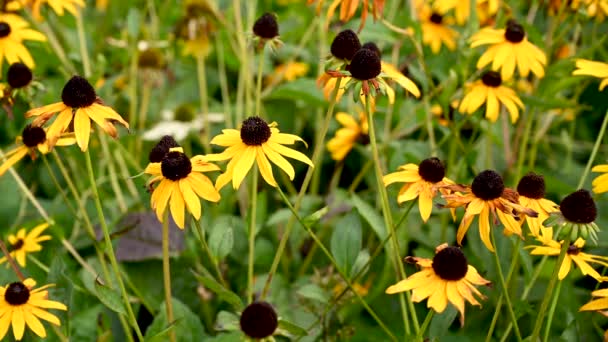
[
  {"x1": 145, "y1": 145, "x2": 221, "y2": 229},
  {"x1": 515, "y1": 172, "x2": 559, "y2": 237},
  {"x1": 470, "y1": 19, "x2": 547, "y2": 79},
  {"x1": 25, "y1": 76, "x2": 130, "y2": 152},
  {"x1": 239, "y1": 301, "x2": 278, "y2": 339},
  {"x1": 417, "y1": 5, "x2": 459, "y2": 54},
  {"x1": 383, "y1": 157, "x2": 454, "y2": 222},
  {"x1": 573, "y1": 59, "x2": 608, "y2": 91},
  {"x1": 308, "y1": 0, "x2": 386, "y2": 31},
  {"x1": 386, "y1": 244, "x2": 491, "y2": 323},
  {"x1": 442, "y1": 170, "x2": 537, "y2": 252},
  {"x1": 0, "y1": 278, "x2": 67, "y2": 341},
  {"x1": 205, "y1": 116, "x2": 314, "y2": 190},
  {"x1": 0, "y1": 125, "x2": 75, "y2": 177},
  {"x1": 252, "y1": 12, "x2": 282, "y2": 51},
  {"x1": 29, "y1": 0, "x2": 86, "y2": 21},
  {"x1": 266, "y1": 61, "x2": 309, "y2": 84},
  {"x1": 592, "y1": 164, "x2": 608, "y2": 194},
  {"x1": 548, "y1": 189, "x2": 600, "y2": 243},
  {"x1": 458, "y1": 71, "x2": 524, "y2": 123},
  {"x1": 0, "y1": 14, "x2": 46, "y2": 68},
  {"x1": 0, "y1": 223, "x2": 51, "y2": 267},
  {"x1": 326, "y1": 110, "x2": 368, "y2": 161}
]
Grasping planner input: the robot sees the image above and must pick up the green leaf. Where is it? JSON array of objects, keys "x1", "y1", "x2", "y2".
[
  {"x1": 209, "y1": 226, "x2": 234, "y2": 260},
  {"x1": 351, "y1": 193, "x2": 387, "y2": 240},
  {"x1": 215, "y1": 311, "x2": 240, "y2": 331},
  {"x1": 126, "y1": 8, "x2": 141, "y2": 39},
  {"x1": 330, "y1": 211, "x2": 362, "y2": 277},
  {"x1": 145, "y1": 319, "x2": 180, "y2": 342},
  {"x1": 192, "y1": 271, "x2": 244, "y2": 310},
  {"x1": 428, "y1": 305, "x2": 458, "y2": 339},
  {"x1": 94, "y1": 280, "x2": 126, "y2": 315},
  {"x1": 302, "y1": 206, "x2": 329, "y2": 226},
  {"x1": 277, "y1": 318, "x2": 308, "y2": 337},
  {"x1": 267, "y1": 79, "x2": 326, "y2": 106},
  {"x1": 296, "y1": 284, "x2": 329, "y2": 303},
  {"x1": 144, "y1": 298, "x2": 207, "y2": 342}
]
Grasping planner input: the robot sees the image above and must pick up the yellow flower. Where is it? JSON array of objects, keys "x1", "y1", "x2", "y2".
[
  {"x1": 386, "y1": 244, "x2": 491, "y2": 323},
  {"x1": 0, "y1": 223, "x2": 51, "y2": 267},
  {"x1": 442, "y1": 170, "x2": 537, "y2": 252},
  {"x1": 573, "y1": 59, "x2": 608, "y2": 91},
  {"x1": 309, "y1": 0, "x2": 386, "y2": 31},
  {"x1": 591, "y1": 164, "x2": 608, "y2": 193},
  {"x1": 580, "y1": 288, "x2": 608, "y2": 313},
  {"x1": 326, "y1": 111, "x2": 368, "y2": 161},
  {"x1": 515, "y1": 173, "x2": 559, "y2": 237},
  {"x1": 266, "y1": 61, "x2": 309, "y2": 84},
  {"x1": 29, "y1": 0, "x2": 85, "y2": 20},
  {"x1": 470, "y1": 19, "x2": 547, "y2": 80},
  {"x1": 205, "y1": 116, "x2": 313, "y2": 189},
  {"x1": 0, "y1": 125, "x2": 75, "y2": 177},
  {"x1": 383, "y1": 158, "x2": 454, "y2": 222},
  {"x1": 418, "y1": 5, "x2": 459, "y2": 54},
  {"x1": 576, "y1": 0, "x2": 608, "y2": 20},
  {"x1": 459, "y1": 71, "x2": 524, "y2": 123},
  {"x1": 25, "y1": 76, "x2": 129, "y2": 152},
  {"x1": 182, "y1": 37, "x2": 212, "y2": 58},
  {"x1": 433, "y1": 0, "x2": 500, "y2": 25},
  {"x1": 528, "y1": 228, "x2": 608, "y2": 281},
  {"x1": 0, "y1": 278, "x2": 67, "y2": 341},
  {"x1": 0, "y1": 14, "x2": 46, "y2": 68},
  {"x1": 145, "y1": 146, "x2": 220, "y2": 229}
]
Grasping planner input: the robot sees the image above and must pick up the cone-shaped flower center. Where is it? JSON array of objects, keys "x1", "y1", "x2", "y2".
[
  {"x1": 330, "y1": 29, "x2": 361, "y2": 61},
  {"x1": 505, "y1": 20, "x2": 525, "y2": 43},
  {"x1": 22, "y1": 125, "x2": 47, "y2": 147},
  {"x1": 239, "y1": 301, "x2": 278, "y2": 339},
  {"x1": 253, "y1": 12, "x2": 279, "y2": 39},
  {"x1": 9, "y1": 239, "x2": 24, "y2": 252},
  {"x1": 560, "y1": 189, "x2": 597, "y2": 224},
  {"x1": 362, "y1": 42, "x2": 381, "y2": 59},
  {"x1": 4, "y1": 282, "x2": 30, "y2": 305},
  {"x1": 61, "y1": 76, "x2": 97, "y2": 108},
  {"x1": 7, "y1": 63, "x2": 33, "y2": 89},
  {"x1": 418, "y1": 157, "x2": 446, "y2": 183},
  {"x1": 472, "y1": 170, "x2": 504, "y2": 200},
  {"x1": 349, "y1": 48, "x2": 381, "y2": 81},
  {"x1": 174, "y1": 104, "x2": 196, "y2": 122},
  {"x1": 0, "y1": 22, "x2": 11, "y2": 38},
  {"x1": 432, "y1": 246, "x2": 468, "y2": 281},
  {"x1": 517, "y1": 172, "x2": 546, "y2": 199},
  {"x1": 567, "y1": 244, "x2": 581, "y2": 255},
  {"x1": 430, "y1": 13, "x2": 443, "y2": 24},
  {"x1": 481, "y1": 71, "x2": 502, "y2": 88},
  {"x1": 241, "y1": 116, "x2": 271, "y2": 146},
  {"x1": 149, "y1": 135, "x2": 180, "y2": 163},
  {"x1": 161, "y1": 151, "x2": 192, "y2": 181}
]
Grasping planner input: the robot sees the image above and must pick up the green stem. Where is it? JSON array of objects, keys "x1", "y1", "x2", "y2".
[
  {"x1": 247, "y1": 167, "x2": 258, "y2": 303},
  {"x1": 26, "y1": 10, "x2": 76, "y2": 75},
  {"x1": 416, "y1": 310, "x2": 434, "y2": 342},
  {"x1": 162, "y1": 210, "x2": 176, "y2": 342},
  {"x1": 135, "y1": 81, "x2": 152, "y2": 162},
  {"x1": 196, "y1": 53, "x2": 211, "y2": 154},
  {"x1": 193, "y1": 219, "x2": 227, "y2": 287},
  {"x1": 216, "y1": 34, "x2": 233, "y2": 128},
  {"x1": 84, "y1": 150, "x2": 144, "y2": 341},
  {"x1": 255, "y1": 48, "x2": 264, "y2": 118},
  {"x1": 577, "y1": 110, "x2": 608, "y2": 189},
  {"x1": 543, "y1": 281, "x2": 562, "y2": 342},
  {"x1": 514, "y1": 108, "x2": 536, "y2": 181},
  {"x1": 41, "y1": 155, "x2": 77, "y2": 216},
  {"x1": 75, "y1": 11, "x2": 92, "y2": 78}
]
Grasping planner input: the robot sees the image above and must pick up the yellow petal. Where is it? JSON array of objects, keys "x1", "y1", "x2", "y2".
[
  {"x1": 11, "y1": 307, "x2": 25, "y2": 340},
  {"x1": 231, "y1": 147, "x2": 256, "y2": 189},
  {"x1": 74, "y1": 109, "x2": 91, "y2": 151},
  {"x1": 188, "y1": 173, "x2": 220, "y2": 202},
  {"x1": 179, "y1": 178, "x2": 201, "y2": 220},
  {"x1": 256, "y1": 148, "x2": 277, "y2": 187},
  {"x1": 478, "y1": 205, "x2": 494, "y2": 252},
  {"x1": 169, "y1": 183, "x2": 186, "y2": 229},
  {"x1": 558, "y1": 256, "x2": 572, "y2": 280},
  {"x1": 24, "y1": 311, "x2": 46, "y2": 338}
]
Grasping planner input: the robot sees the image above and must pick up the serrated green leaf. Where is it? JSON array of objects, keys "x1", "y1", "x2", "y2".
[
  {"x1": 94, "y1": 280, "x2": 126, "y2": 315},
  {"x1": 192, "y1": 271, "x2": 244, "y2": 310},
  {"x1": 331, "y1": 211, "x2": 362, "y2": 277},
  {"x1": 145, "y1": 298, "x2": 206, "y2": 342}
]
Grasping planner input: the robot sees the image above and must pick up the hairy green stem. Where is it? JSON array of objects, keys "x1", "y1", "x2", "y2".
[
  {"x1": 247, "y1": 167, "x2": 258, "y2": 303},
  {"x1": 162, "y1": 210, "x2": 176, "y2": 342}
]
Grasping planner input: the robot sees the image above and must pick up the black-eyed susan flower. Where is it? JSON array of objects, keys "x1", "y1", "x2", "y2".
[
  {"x1": 326, "y1": 110, "x2": 368, "y2": 161},
  {"x1": 580, "y1": 288, "x2": 608, "y2": 313},
  {"x1": 573, "y1": 59, "x2": 608, "y2": 91},
  {"x1": 252, "y1": 12, "x2": 282, "y2": 51},
  {"x1": 470, "y1": 19, "x2": 547, "y2": 80},
  {"x1": 266, "y1": 61, "x2": 309, "y2": 84},
  {"x1": 547, "y1": 189, "x2": 600, "y2": 243},
  {"x1": 239, "y1": 301, "x2": 278, "y2": 339},
  {"x1": 7, "y1": 63, "x2": 33, "y2": 90},
  {"x1": 442, "y1": 170, "x2": 537, "y2": 252},
  {"x1": 516, "y1": 172, "x2": 559, "y2": 237},
  {"x1": 458, "y1": 71, "x2": 524, "y2": 123},
  {"x1": 308, "y1": 0, "x2": 386, "y2": 31},
  {"x1": 145, "y1": 145, "x2": 221, "y2": 229},
  {"x1": 417, "y1": 3, "x2": 459, "y2": 54},
  {"x1": 28, "y1": 0, "x2": 85, "y2": 21},
  {"x1": 0, "y1": 125, "x2": 75, "y2": 177},
  {"x1": 205, "y1": 116, "x2": 313, "y2": 189},
  {"x1": 0, "y1": 14, "x2": 46, "y2": 68},
  {"x1": 25, "y1": 76, "x2": 130, "y2": 151},
  {"x1": 0, "y1": 223, "x2": 50, "y2": 267},
  {"x1": 383, "y1": 158, "x2": 454, "y2": 222},
  {"x1": 592, "y1": 164, "x2": 608, "y2": 194},
  {"x1": 386, "y1": 244, "x2": 491, "y2": 323},
  {"x1": 327, "y1": 29, "x2": 361, "y2": 70},
  {"x1": 0, "y1": 278, "x2": 67, "y2": 341}
]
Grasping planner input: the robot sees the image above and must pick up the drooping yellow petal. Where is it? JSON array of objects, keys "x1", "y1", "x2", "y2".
[
  {"x1": 74, "y1": 109, "x2": 91, "y2": 151},
  {"x1": 23, "y1": 311, "x2": 46, "y2": 338},
  {"x1": 558, "y1": 256, "x2": 572, "y2": 280},
  {"x1": 169, "y1": 183, "x2": 186, "y2": 229},
  {"x1": 231, "y1": 146, "x2": 256, "y2": 189},
  {"x1": 478, "y1": 205, "x2": 494, "y2": 252},
  {"x1": 179, "y1": 178, "x2": 201, "y2": 220},
  {"x1": 256, "y1": 148, "x2": 277, "y2": 187},
  {"x1": 11, "y1": 307, "x2": 25, "y2": 340}
]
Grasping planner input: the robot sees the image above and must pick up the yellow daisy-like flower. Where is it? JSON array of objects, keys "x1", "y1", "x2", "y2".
[
  {"x1": 308, "y1": 0, "x2": 386, "y2": 32},
  {"x1": 383, "y1": 158, "x2": 455, "y2": 222},
  {"x1": 326, "y1": 110, "x2": 368, "y2": 161},
  {"x1": 0, "y1": 125, "x2": 75, "y2": 177},
  {"x1": 0, "y1": 223, "x2": 51, "y2": 267},
  {"x1": 0, "y1": 14, "x2": 46, "y2": 68},
  {"x1": 432, "y1": 0, "x2": 500, "y2": 25},
  {"x1": 25, "y1": 76, "x2": 129, "y2": 152},
  {"x1": 459, "y1": 71, "x2": 524, "y2": 123},
  {"x1": 418, "y1": 4, "x2": 459, "y2": 54},
  {"x1": 528, "y1": 227, "x2": 608, "y2": 281},
  {"x1": 0, "y1": 278, "x2": 67, "y2": 341},
  {"x1": 386, "y1": 243, "x2": 491, "y2": 323},
  {"x1": 515, "y1": 172, "x2": 559, "y2": 237},
  {"x1": 145, "y1": 146, "x2": 221, "y2": 229},
  {"x1": 574, "y1": 0, "x2": 608, "y2": 20},
  {"x1": 573, "y1": 59, "x2": 608, "y2": 91},
  {"x1": 592, "y1": 164, "x2": 608, "y2": 193},
  {"x1": 470, "y1": 19, "x2": 547, "y2": 80},
  {"x1": 205, "y1": 116, "x2": 314, "y2": 190},
  {"x1": 580, "y1": 288, "x2": 608, "y2": 314},
  {"x1": 266, "y1": 61, "x2": 309, "y2": 84},
  {"x1": 27, "y1": 0, "x2": 85, "y2": 21},
  {"x1": 442, "y1": 170, "x2": 538, "y2": 252}
]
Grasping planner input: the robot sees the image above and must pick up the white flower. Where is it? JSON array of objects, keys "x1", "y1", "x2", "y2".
[{"x1": 142, "y1": 109, "x2": 224, "y2": 141}]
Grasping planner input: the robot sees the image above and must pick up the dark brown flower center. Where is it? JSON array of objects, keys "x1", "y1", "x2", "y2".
[
  {"x1": 357, "y1": 133, "x2": 370, "y2": 145},
  {"x1": 240, "y1": 116, "x2": 271, "y2": 146},
  {"x1": 430, "y1": 13, "x2": 443, "y2": 24},
  {"x1": 481, "y1": 71, "x2": 502, "y2": 87},
  {"x1": 161, "y1": 151, "x2": 192, "y2": 181},
  {"x1": 240, "y1": 301, "x2": 278, "y2": 339},
  {"x1": 349, "y1": 48, "x2": 381, "y2": 81},
  {"x1": 505, "y1": 19, "x2": 525, "y2": 43},
  {"x1": 253, "y1": 12, "x2": 279, "y2": 39},
  {"x1": 7, "y1": 63, "x2": 33, "y2": 89},
  {"x1": 4, "y1": 282, "x2": 30, "y2": 305},
  {"x1": 22, "y1": 124, "x2": 46, "y2": 147},
  {"x1": 517, "y1": 172, "x2": 546, "y2": 199},
  {"x1": 472, "y1": 170, "x2": 505, "y2": 200},
  {"x1": 149, "y1": 135, "x2": 180, "y2": 163},
  {"x1": 61, "y1": 76, "x2": 97, "y2": 108},
  {"x1": 8, "y1": 239, "x2": 24, "y2": 252},
  {"x1": 418, "y1": 157, "x2": 446, "y2": 183},
  {"x1": 567, "y1": 244, "x2": 581, "y2": 255},
  {"x1": 432, "y1": 246, "x2": 468, "y2": 281},
  {"x1": 330, "y1": 29, "x2": 361, "y2": 61},
  {"x1": 0, "y1": 22, "x2": 11, "y2": 38},
  {"x1": 362, "y1": 42, "x2": 381, "y2": 59},
  {"x1": 560, "y1": 189, "x2": 597, "y2": 224},
  {"x1": 137, "y1": 49, "x2": 165, "y2": 69}
]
